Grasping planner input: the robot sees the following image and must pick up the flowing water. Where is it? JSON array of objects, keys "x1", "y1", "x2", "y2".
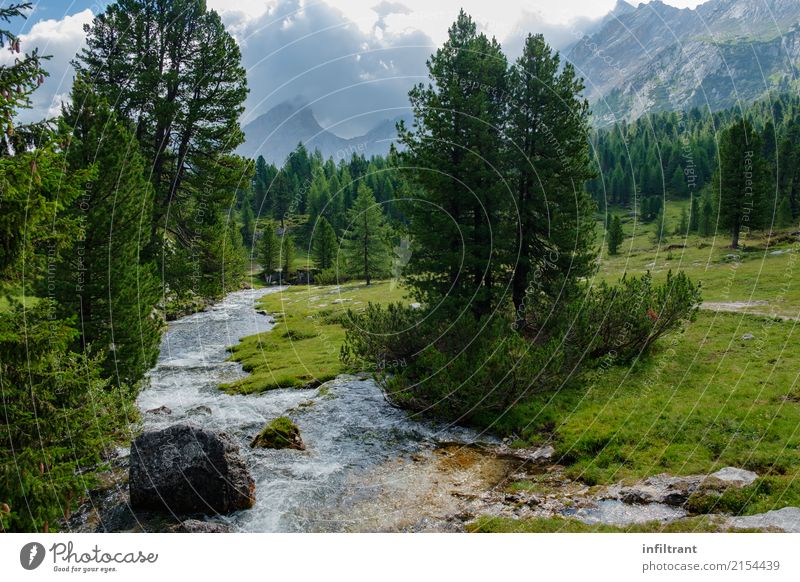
[{"x1": 135, "y1": 287, "x2": 486, "y2": 532}]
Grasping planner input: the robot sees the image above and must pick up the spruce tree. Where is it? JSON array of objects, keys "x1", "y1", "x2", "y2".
[
  {"x1": 689, "y1": 195, "x2": 700, "y2": 232},
  {"x1": 700, "y1": 197, "x2": 714, "y2": 237},
  {"x1": 281, "y1": 233, "x2": 295, "y2": 281},
  {"x1": 342, "y1": 184, "x2": 390, "y2": 285},
  {"x1": 714, "y1": 119, "x2": 767, "y2": 248},
  {"x1": 54, "y1": 76, "x2": 162, "y2": 386},
  {"x1": 398, "y1": 11, "x2": 508, "y2": 316},
  {"x1": 608, "y1": 215, "x2": 624, "y2": 255},
  {"x1": 313, "y1": 216, "x2": 338, "y2": 270},
  {"x1": 259, "y1": 220, "x2": 280, "y2": 276}
]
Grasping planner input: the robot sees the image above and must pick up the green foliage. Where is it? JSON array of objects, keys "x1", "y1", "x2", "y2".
[
  {"x1": 75, "y1": 0, "x2": 249, "y2": 298},
  {"x1": 0, "y1": 302, "x2": 136, "y2": 532},
  {"x1": 713, "y1": 119, "x2": 770, "y2": 247},
  {"x1": 250, "y1": 417, "x2": 303, "y2": 449},
  {"x1": 608, "y1": 215, "x2": 624, "y2": 255},
  {"x1": 280, "y1": 233, "x2": 295, "y2": 278},
  {"x1": 341, "y1": 184, "x2": 390, "y2": 285},
  {"x1": 312, "y1": 216, "x2": 338, "y2": 270},
  {"x1": 52, "y1": 76, "x2": 162, "y2": 386},
  {"x1": 398, "y1": 10, "x2": 509, "y2": 317},
  {"x1": 507, "y1": 33, "x2": 596, "y2": 312},
  {"x1": 259, "y1": 220, "x2": 280, "y2": 275}
]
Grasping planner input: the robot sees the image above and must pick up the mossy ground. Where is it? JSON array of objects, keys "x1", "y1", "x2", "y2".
[
  {"x1": 223, "y1": 280, "x2": 407, "y2": 393},
  {"x1": 251, "y1": 416, "x2": 304, "y2": 449}
]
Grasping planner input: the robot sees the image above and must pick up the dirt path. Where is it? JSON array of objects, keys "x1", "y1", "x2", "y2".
[{"x1": 701, "y1": 301, "x2": 798, "y2": 321}]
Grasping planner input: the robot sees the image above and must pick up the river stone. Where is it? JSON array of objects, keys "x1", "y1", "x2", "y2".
[
  {"x1": 187, "y1": 405, "x2": 212, "y2": 416},
  {"x1": 129, "y1": 423, "x2": 255, "y2": 514},
  {"x1": 146, "y1": 405, "x2": 172, "y2": 415},
  {"x1": 727, "y1": 507, "x2": 800, "y2": 532},
  {"x1": 251, "y1": 416, "x2": 305, "y2": 450}
]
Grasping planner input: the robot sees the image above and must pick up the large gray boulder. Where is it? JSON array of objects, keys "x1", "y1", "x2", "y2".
[{"x1": 129, "y1": 424, "x2": 255, "y2": 514}]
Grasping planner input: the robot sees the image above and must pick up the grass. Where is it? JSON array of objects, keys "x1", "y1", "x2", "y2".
[
  {"x1": 226, "y1": 201, "x2": 800, "y2": 525},
  {"x1": 467, "y1": 515, "x2": 762, "y2": 533},
  {"x1": 596, "y1": 200, "x2": 800, "y2": 317},
  {"x1": 223, "y1": 279, "x2": 407, "y2": 393},
  {"x1": 495, "y1": 309, "x2": 800, "y2": 498}
]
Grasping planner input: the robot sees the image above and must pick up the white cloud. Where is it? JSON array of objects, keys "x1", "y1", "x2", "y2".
[{"x1": 1, "y1": 9, "x2": 93, "y2": 123}]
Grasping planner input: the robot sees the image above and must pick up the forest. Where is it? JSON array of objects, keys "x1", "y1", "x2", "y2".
[{"x1": 1, "y1": 0, "x2": 798, "y2": 533}]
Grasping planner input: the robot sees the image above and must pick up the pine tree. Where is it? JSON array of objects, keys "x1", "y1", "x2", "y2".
[
  {"x1": 714, "y1": 119, "x2": 767, "y2": 248},
  {"x1": 75, "y1": 0, "x2": 249, "y2": 294},
  {"x1": 676, "y1": 207, "x2": 689, "y2": 235},
  {"x1": 54, "y1": 75, "x2": 162, "y2": 386},
  {"x1": 689, "y1": 195, "x2": 700, "y2": 232},
  {"x1": 608, "y1": 215, "x2": 624, "y2": 256},
  {"x1": 281, "y1": 233, "x2": 295, "y2": 281},
  {"x1": 272, "y1": 170, "x2": 293, "y2": 228},
  {"x1": 700, "y1": 197, "x2": 714, "y2": 237},
  {"x1": 241, "y1": 194, "x2": 256, "y2": 248},
  {"x1": 398, "y1": 11, "x2": 508, "y2": 316},
  {"x1": 0, "y1": 4, "x2": 133, "y2": 532},
  {"x1": 342, "y1": 184, "x2": 390, "y2": 285},
  {"x1": 259, "y1": 220, "x2": 280, "y2": 277},
  {"x1": 506, "y1": 33, "x2": 596, "y2": 315},
  {"x1": 608, "y1": 216, "x2": 625, "y2": 255},
  {"x1": 312, "y1": 216, "x2": 338, "y2": 270},
  {"x1": 653, "y1": 205, "x2": 668, "y2": 244}
]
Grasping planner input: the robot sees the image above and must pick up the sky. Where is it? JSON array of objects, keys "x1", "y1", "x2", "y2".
[{"x1": 3, "y1": 0, "x2": 712, "y2": 135}]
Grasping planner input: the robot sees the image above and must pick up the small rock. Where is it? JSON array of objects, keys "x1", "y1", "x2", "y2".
[
  {"x1": 741, "y1": 333, "x2": 755, "y2": 341},
  {"x1": 708, "y1": 466, "x2": 758, "y2": 487},
  {"x1": 409, "y1": 302, "x2": 422, "y2": 310},
  {"x1": 146, "y1": 405, "x2": 172, "y2": 415},
  {"x1": 251, "y1": 416, "x2": 305, "y2": 450},
  {"x1": 187, "y1": 405, "x2": 212, "y2": 416}
]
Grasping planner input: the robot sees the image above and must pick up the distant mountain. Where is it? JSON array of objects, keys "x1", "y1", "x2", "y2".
[
  {"x1": 239, "y1": 101, "x2": 411, "y2": 163},
  {"x1": 568, "y1": 0, "x2": 800, "y2": 125}
]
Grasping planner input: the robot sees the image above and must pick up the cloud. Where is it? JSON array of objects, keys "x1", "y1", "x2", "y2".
[
  {"x1": 232, "y1": 0, "x2": 433, "y2": 136},
  {"x1": 0, "y1": 9, "x2": 92, "y2": 123},
  {"x1": 502, "y1": 9, "x2": 608, "y2": 56}
]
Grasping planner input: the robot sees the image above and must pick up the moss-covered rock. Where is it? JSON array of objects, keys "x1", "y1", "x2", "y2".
[{"x1": 250, "y1": 417, "x2": 305, "y2": 450}]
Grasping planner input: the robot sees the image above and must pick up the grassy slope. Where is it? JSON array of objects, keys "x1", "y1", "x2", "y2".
[{"x1": 223, "y1": 280, "x2": 407, "y2": 393}]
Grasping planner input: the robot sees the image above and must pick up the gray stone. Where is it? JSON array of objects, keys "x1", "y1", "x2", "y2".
[
  {"x1": 708, "y1": 466, "x2": 758, "y2": 486},
  {"x1": 129, "y1": 424, "x2": 255, "y2": 514},
  {"x1": 728, "y1": 507, "x2": 800, "y2": 532},
  {"x1": 187, "y1": 405, "x2": 212, "y2": 417},
  {"x1": 741, "y1": 333, "x2": 755, "y2": 341},
  {"x1": 146, "y1": 405, "x2": 172, "y2": 415}
]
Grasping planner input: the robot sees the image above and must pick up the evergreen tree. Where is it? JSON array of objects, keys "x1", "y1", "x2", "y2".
[
  {"x1": 506, "y1": 33, "x2": 596, "y2": 315},
  {"x1": 676, "y1": 207, "x2": 689, "y2": 235},
  {"x1": 259, "y1": 220, "x2": 280, "y2": 276},
  {"x1": 240, "y1": 193, "x2": 256, "y2": 248},
  {"x1": 777, "y1": 196, "x2": 793, "y2": 228},
  {"x1": 342, "y1": 184, "x2": 390, "y2": 285},
  {"x1": 272, "y1": 170, "x2": 293, "y2": 227},
  {"x1": 54, "y1": 75, "x2": 162, "y2": 386},
  {"x1": 312, "y1": 216, "x2": 338, "y2": 270},
  {"x1": 608, "y1": 215, "x2": 624, "y2": 256},
  {"x1": 281, "y1": 233, "x2": 295, "y2": 281},
  {"x1": 689, "y1": 195, "x2": 700, "y2": 232},
  {"x1": 700, "y1": 196, "x2": 714, "y2": 236},
  {"x1": 398, "y1": 11, "x2": 508, "y2": 316},
  {"x1": 75, "y1": 0, "x2": 249, "y2": 295},
  {"x1": 0, "y1": 4, "x2": 133, "y2": 532},
  {"x1": 653, "y1": 205, "x2": 668, "y2": 244},
  {"x1": 713, "y1": 119, "x2": 768, "y2": 248}
]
